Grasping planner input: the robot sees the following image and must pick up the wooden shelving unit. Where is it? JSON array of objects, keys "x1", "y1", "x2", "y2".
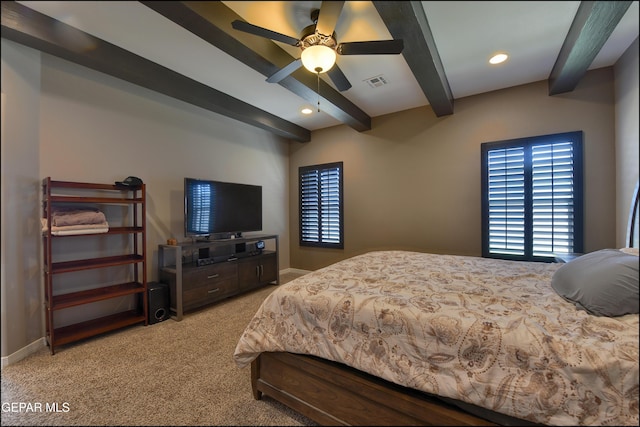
[{"x1": 42, "y1": 177, "x2": 147, "y2": 354}]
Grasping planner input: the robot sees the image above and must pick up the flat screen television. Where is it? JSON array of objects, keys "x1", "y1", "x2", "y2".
[{"x1": 184, "y1": 177, "x2": 262, "y2": 239}]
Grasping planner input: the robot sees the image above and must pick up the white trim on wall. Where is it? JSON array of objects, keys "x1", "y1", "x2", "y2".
[
  {"x1": 1, "y1": 92, "x2": 6, "y2": 363},
  {"x1": 1, "y1": 338, "x2": 46, "y2": 370},
  {"x1": 281, "y1": 267, "x2": 312, "y2": 276}
]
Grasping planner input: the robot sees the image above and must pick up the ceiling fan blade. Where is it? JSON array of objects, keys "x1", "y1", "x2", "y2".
[
  {"x1": 327, "y1": 64, "x2": 352, "y2": 92},
  {"x1": 337, "y1": 40, "x2": 404, "y2": 55},
  {"x1": 231, "y1": 20, "x2": 300, "y2": 47},
  {"x1": 266, "y1": 58, "x2": 303, "y2": 83},
  {"x1": 315, "y1": 1, "x2": 345, "y2": 36}
]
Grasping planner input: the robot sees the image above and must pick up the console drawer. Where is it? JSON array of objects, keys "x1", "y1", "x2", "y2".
[
  {"x1": 182, "y1": 262, "x2": 237, "y2": 290},
  {"x1": 183, "y1": 277, "x2": 236, "y2": 310}
]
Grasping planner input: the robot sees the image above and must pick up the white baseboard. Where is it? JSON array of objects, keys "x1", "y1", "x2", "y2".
[
  {"x1": 1, "y1": 337, "x2": 46, "y2": 369},
  {"x1": 280, "y1": 267, "x2": 312, "y2": 276}
]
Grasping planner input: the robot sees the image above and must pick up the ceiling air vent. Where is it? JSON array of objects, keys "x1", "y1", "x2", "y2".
[{"x1": 364, "y1": 75, "x2": 388, "y2": 88}]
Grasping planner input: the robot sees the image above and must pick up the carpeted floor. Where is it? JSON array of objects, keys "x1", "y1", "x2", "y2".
[{"x1": 1, "y1": 272, "x2": 317, "y2": 426}]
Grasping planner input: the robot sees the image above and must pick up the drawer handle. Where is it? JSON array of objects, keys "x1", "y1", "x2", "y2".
[
  {"x1": 208, "y1": 288, "x2": 220, "y2": 294},
  {"x1": 207, "y1": 274, "x2": 220, "y2": 279}
]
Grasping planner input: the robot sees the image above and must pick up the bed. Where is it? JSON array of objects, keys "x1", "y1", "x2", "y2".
[
  {"x1": 233, "y1": 248, "x2": 638, "y2": 426},
  {"x1": 234, "y1": 178, "x2": 639, "y2": 427}
]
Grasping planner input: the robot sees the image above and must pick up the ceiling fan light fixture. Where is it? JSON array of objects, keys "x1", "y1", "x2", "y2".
[{"x1": 301, "y1": 45, "x2": 337, "y2": 73}]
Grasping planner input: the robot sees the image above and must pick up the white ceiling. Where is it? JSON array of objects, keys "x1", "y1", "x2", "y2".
[{"x1": 16, "y1": 1, "x2": 640, "y2": 133}]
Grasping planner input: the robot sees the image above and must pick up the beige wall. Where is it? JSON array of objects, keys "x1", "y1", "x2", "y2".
[
  {"x1": 1, "y1": 40, "x2": 43, "y2": 362},
  {"x1": 38, "y1": 54, "x2": 291, "y2": 276},
  {"x1": 1, "y1": 42, "x2": 291, "y2": 360},
  {"x1": 290, "y1": 68, "x2": 620, "y2": 271},
  {"x1": 614, "y1": 37, "x2": 639, "y2": 247}
]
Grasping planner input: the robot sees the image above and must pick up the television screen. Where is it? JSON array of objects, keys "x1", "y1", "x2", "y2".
[{"x1": 184, "y1": 178, "x2": 262, "y2": 238}]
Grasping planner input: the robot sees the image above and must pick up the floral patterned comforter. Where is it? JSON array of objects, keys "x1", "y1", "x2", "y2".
[{"x1": 233, "y1": 251, "x2": 639, "y2": 426}]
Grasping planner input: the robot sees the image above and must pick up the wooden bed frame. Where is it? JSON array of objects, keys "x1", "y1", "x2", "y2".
[
  {"x1": 251, "y1": 352, "x2": 498, "y2": 426},
  {"x1": 248, "y1": 186, "x2": 640, "y2": 426}
]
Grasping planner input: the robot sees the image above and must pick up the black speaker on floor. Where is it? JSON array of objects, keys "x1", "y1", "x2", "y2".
[{"x1": 148, "y1": 281, "x2": 170, "y2": 324}]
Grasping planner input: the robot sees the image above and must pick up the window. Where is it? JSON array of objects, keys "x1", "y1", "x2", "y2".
[
  {"x1": 481, "y1": 131, "x2": 583, "y2": 262},
  {"x1": 299, "y1": 162, "x2": 344, "y2": 248}
]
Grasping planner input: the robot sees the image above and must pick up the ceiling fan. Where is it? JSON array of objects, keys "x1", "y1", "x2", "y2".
[{"x1": 231, "y1": 1, "x2": 404, "y2": 92}]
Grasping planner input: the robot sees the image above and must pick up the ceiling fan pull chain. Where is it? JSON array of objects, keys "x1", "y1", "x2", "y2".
[{"x1": 317, "y1": 71, "x2": 321, "y2": 112}]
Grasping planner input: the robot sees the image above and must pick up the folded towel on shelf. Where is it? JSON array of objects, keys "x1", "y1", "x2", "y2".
[
  {"x1": 41, "y1": 218, "x2": 109, "y2": 235},
  {"x1": 50, "y1": 208, "x2": 107, "y2": 227}
]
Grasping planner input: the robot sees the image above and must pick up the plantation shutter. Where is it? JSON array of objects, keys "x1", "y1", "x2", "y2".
[
  {"x1": 482, "y1": 131, "x2": 583, "y2": 261},
  {"x1": 299, "y1": 162, "x2": 344, "y2": 248},
  {"x1": 531, "y1": 141, "x2": 576, "y2": 256},
  {"x1": 486, "y1": 147, "x2": 526, "y2": 256}
]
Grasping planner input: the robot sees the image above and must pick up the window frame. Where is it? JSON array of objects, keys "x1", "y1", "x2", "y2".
[
  {"x1": 481, "y1": 131, "x2": 584, "y2": 262},
  {"x1": 299, "y1": 161, "x2": 344, "y2": 249}
]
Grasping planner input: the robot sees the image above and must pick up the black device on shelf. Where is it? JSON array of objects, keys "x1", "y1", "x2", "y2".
[{"x1": 184, "y1": 177, "x2": 262, "y2": 240}]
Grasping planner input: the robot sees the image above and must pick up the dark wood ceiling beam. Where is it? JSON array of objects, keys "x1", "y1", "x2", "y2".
[
  {"x1": 142, "y1": 1, "x2": 371, "y2": 132},
  {"x1": 549, "y1": 0, "x2": 633, "y2": 95},
  {"x1": 0, "y1": 0, "x2": 310, "y2": 142},
  {"x1": 373, "y1": 1, "x2": 454, "y2": 117}
]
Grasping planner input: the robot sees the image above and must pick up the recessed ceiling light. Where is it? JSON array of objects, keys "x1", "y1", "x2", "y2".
[
  {"x1": 489, "y1": 53, "x2": 508, "y2": 65},
  {"x1": 301, "y1": 108, "x2": 313, "y2": 115}
]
